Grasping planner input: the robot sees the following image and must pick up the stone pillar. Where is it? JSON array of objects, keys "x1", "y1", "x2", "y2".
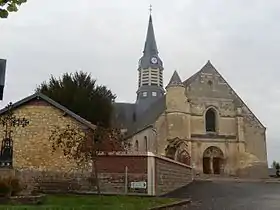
[{"x1": 210, "y1": 156, "x2": 213, "y2": 174}]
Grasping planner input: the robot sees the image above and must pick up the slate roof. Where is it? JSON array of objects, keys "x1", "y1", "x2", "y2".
[
  {"x1": 126, "y1": 95, "x2": 166, "y2": 137},
  {"x1": 143, "y1": 14, "x2": 158, "y2": 55},
  {"x1": 0, "y1": 92, "x2": 96, "y2": 130},
  {"x1": 138, "y1": 14, "x2": 163, "y2": 71},
  {"x1": 111, "y1": 102, "x2": 136, "y2": 129}
]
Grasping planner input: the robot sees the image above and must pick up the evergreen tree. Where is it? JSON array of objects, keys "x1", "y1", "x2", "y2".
[{"x1": 36, "y1": 71, "x2": 116, "y2": 128}]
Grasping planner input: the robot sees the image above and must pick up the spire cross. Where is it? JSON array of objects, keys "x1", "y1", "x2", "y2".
[{"x1": 149, "y1": 4, "x2": 152, "y2": 15}]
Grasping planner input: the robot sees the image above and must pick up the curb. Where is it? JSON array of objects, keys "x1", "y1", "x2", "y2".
[
  {"x1": 194, "y1": 178, "x2": 280, "y2": 184},
  {"x1": 148, "y1": 199, "x2": 191, "y2": 210}
]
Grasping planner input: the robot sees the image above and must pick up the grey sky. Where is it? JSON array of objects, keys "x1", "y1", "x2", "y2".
[{"x1": 0, "y1": 0, "x2": 279, "y2": 164}]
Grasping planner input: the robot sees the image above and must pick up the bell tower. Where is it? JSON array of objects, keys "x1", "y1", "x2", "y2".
[{"x1": 136, "y1": 7, "x2": 165, "y2": 114}]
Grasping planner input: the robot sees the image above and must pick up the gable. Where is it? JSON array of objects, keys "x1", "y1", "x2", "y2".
[
  {"x1": 0, "y1": 93, "x2": 95, "y2": 130},
  {"x1": 183, "y1": 61, "x2": 265, "y2": 129}
]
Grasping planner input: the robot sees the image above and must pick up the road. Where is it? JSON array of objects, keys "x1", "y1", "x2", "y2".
[{"x1": 164, "y1": 180, "x2": 280, "y2": 210}]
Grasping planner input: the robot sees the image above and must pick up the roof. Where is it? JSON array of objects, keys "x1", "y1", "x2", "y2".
[
  {"x1": 138, "y1": 14, "x2": 163, "y2": 70},
  {"x1": 166, "y1": 70, "x2": 184, "y2": 88},
  {"x1": 183, "y1": 60, "x2": 265, "y2": 129},
  {"x1": 126, "y1": 95, "x2": 166, "y2": 137},
  {"x1": 143, "y1": 14, "x2": 158, "y2": 55},
  {"x1": 111, "y1": 102, "x2": 136, "y2": 129},
  {"x1": 0, "y1": 92, "x2": 96, "y2": 130}
]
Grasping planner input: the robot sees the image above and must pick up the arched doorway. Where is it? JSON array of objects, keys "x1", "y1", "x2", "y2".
[{"x1": 203, "y1": 146, "x2": 224, "y2": 175}]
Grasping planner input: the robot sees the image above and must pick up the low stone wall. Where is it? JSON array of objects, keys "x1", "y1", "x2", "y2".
[
  {"x1": 0, "y1": 152, "x2": 193, "y2": 196},
  {"x1": 155, "y1": 156, "x2": 192, "y2": 195},
  {"x1": 97, "y1": 154, "x2": 148, "y2": 194},
  {"x1": 16, "y1": 169, "x2": 92, "y2": 193},
  {"x1": 4, "y1": 154, "x2": 149, "y2": 195},
  {"x1": 237, "y1": 162, "x2": 269, "y2": 179}
]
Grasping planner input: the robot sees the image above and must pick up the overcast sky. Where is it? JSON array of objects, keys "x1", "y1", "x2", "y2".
[{"x1": 0, "y1": 0, "x2": 279, "y2": 164}]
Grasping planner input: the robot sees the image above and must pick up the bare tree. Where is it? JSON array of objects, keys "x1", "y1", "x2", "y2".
[{"x1": 49, "y1": 124, "x2": 125, "y2": 194}]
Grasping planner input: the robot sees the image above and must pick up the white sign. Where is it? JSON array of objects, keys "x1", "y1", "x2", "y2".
[{"x1": 130, "y1": 181, "x2": 147, "y2": 189}]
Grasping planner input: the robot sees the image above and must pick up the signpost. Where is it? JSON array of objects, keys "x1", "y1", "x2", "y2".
[
  {"x1": 130, "y1": 181, "x2": 147, "y2": 189},
  {"x1": 0, "y1": 59, "x2": 6, "y2": 100}
]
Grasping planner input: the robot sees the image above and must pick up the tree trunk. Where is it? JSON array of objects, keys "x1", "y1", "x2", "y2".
[{"x1": 92, "y1": 154, "x2": 100, "y2": 194}]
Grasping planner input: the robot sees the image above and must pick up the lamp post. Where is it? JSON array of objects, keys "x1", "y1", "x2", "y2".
[{"x1": 0, "y1": 102, "x2": 29, "y2": 167}]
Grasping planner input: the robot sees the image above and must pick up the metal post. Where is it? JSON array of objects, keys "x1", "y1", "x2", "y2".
[{"x1": 124, "y1": 166, "x2": 128, "y2": 194}]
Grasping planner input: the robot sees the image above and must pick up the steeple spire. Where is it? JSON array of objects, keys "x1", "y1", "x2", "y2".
[
  {"x1": 143, "y1": 13, "x2": 158, "y2": 55},
  {"x1": 136, "y1": 8, "x2": 164, "y2": 114}
]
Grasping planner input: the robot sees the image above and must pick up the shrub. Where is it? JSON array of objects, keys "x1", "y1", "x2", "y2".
[
  {"x1": 0, "y1": 177, "x2": 22, "y2": 197},
  {"x1": 0, "y1": 180, "x2": 11, "y2": 197}
]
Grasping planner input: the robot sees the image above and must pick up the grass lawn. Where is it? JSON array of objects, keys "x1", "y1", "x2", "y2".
[{"x1": 0, "y1": 194, "x2": 179, "y2": 210}]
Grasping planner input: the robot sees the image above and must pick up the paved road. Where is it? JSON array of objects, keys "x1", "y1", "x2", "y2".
[{"x1": 164, "y1": 180, "x2": 280, "y2": 210}]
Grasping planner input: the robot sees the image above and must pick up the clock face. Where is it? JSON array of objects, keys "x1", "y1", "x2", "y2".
[{"x1": 151, "y1": 57, "x2": 158, "y2": 64}]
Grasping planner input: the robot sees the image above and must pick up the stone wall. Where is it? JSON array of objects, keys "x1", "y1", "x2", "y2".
[
  {"x1": 9, "y1": 154, "x2": 148, "y2": 195},
  {"x1": 155, "y1": 155, "x2": 192, "y2": 195},
  {"x1": 0, "y1": 99, "x2": 86, "y2": 172}
]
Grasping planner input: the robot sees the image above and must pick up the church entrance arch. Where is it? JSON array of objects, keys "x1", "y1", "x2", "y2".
[{"x1": 203, "y1": 146, "x2": 224, "y2": 175}]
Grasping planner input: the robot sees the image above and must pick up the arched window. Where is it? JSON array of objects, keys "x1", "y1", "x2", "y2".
[
  {"x1": 205, "y1": 108, "x2": 216, "y2": 132},
  {"x1": 135, "y1": 140, "x2": 139, "y2": 151},
  {"x1": 144, "y1": 136, "x2": 148, "y2": 152}
]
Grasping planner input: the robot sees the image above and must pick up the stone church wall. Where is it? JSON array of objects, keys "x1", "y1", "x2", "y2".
[{"x1": 129, "y1": 128, "x2": 157, "y2": 153}]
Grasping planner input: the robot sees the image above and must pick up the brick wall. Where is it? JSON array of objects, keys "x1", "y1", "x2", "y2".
[
  {"x1": 155, "y1": 156, "x2": 192, "y2": 195},
  {"x1": 97, "y1": 155, "x2": 148, "y2": 194}
]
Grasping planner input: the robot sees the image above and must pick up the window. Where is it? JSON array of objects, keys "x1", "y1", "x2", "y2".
[
  {"x1": 152, "y1": 92, "x2": 157, "y2": 97},
  {"x1": 207, "y1": 80, "x2": 213, "y2": 86},
  {"x1": 205, "y1": 108, "x2": 216, "y2": 132},
  {"x1": 143, "y1": 92, "x2": 147, "y2": 97},
  {"x1": 135, "y1": 140, "x2": 139, "y2": 151},
  {"x1": 144, "y1": 136, "x2": 148, "y2": 152}
]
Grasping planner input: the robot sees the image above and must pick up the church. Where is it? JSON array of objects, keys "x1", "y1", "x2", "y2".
[{"x1": 112, "y1": 14, "x2": 268, "y2": 178}]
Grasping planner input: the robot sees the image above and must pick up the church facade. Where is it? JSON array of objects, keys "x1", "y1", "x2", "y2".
[{"x1": 112, "y1": 14, "x2": 268, "y2": 178}]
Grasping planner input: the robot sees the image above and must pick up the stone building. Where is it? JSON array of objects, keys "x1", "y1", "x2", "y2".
[
  {"x1": 0, "y1": 92, "x2": 95, "y2": 172},
  {"x1": 0, "y1": 92, "x2": 193, "y2": 195},
  {"x1": 112, "y1": 14, "x2": 268, "y2": 178}
]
